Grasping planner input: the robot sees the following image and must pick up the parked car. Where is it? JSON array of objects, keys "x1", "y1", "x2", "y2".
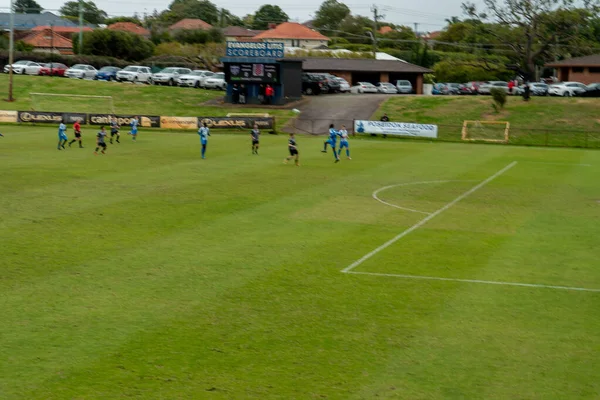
[
  {"x1": 203, "y1": 72, "x2": 226, "y2": 90},
  {"x1": 3, "y1": 60, "x2": 36, "y2": 74},
  {"x1": 333, "y1": 77, "x2": 350, "y2": 93},
  {"x1": 21, "y1": 62, "x2": 43, "y2": 75},
  {"x1": 395, "y1": 80, "x2": 413, "y2": 94},
  {"x1": 178, "y1": 70, "x2": 214, "y2": 88},
  {"x1": 95, "y1": 66, "x2": 121, "y2": 81},
  {"x1": 65, "y1": 64, "x2": 97, "y2": 79},
  {"x1": 310, "y1": 73, "x2": 340, "y2": 93},
  {"x1": 376, "y1": 82, "x2": 398, "y2": 94},
  {"x1": 464, "y1": 81, "x2": 484, "y2": 94},
  {"x1": 302, "y1": 73, "x2": 325, "y2": 95},
  {"x1": 116, "y1": 65, "x2": 152, "y2": 83},
  {"x1": 150, "y1": 67, "x2": 192, "y2": 86},
  {"x1": 548, "y1": 81, "x2": 587, "y2": 97},
  {"x1": 478, "y1": 81, "x2": 509, "y2": 94},
  {"x1": 576, "y1": 83, "x2": 600, "y2": 97},
  {"x1": 444, "y1": 83, "x2": 462, "y2": 95},
  {"x1": 514, "y1": 82, "x2": 548, "y2": 96},
  {"x1": 39, "y1": 63, "x2": 68, "y2": 76},
  {"x1": 351, "y1": 82, "x2": 378, "y2": 94},
  {"x1": 458, "y1": 83, "x2": 476, "y2": 95}
]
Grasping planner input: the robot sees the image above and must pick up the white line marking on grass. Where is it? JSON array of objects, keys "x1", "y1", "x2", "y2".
[
  {"x1": 372, "y1": 180, "x2": 479, "y2": 215},
  {"x1": 524, "y1": 161, "x2": 592, "y2": 167},
  {"x1": 346, "y1": 271, "x2": 600, "y2": 293},
  {"x1": 342, "y1": 162, "x2": 518, "y2": 273}
]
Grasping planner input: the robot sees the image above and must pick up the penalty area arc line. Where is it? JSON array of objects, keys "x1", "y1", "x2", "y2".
[
  {"x1": 342, "y1": 161, "x2": 518, "y2": 274},
  {"x1": 346, "y1": 271, "x2": 600, "y2": 293}
]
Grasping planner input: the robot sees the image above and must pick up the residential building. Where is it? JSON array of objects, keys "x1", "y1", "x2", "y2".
[
  {"x1": 31, "y1": 25, "x2": 93, "y2": 38},
  {"x1": 253, "y1": 22, "x2": 329, "y2": 50},
  {"x1": 546, "y1": 54, "x2": 600, "y2": 84},
  {"x1": 21, "y1": 28, "x2": 74, "y2": 55},
  {"x1": 107, "y1": 22, "x2": 151, "y2": 38},
  {"x1": 0, "y1": 11, "x2": 90, "y2": 31},
  {"x1": 223, "y1": 26, "x2": 263, "y2": 42},
  {"x1": 169, "y1": 18, "x2": 213, "y2": 33},
  {"x1": 379, "y1": 26, "x2": 394, "y2": 35}
]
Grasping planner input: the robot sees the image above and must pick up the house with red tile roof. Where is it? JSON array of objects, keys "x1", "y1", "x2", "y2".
[
  {"x1": 21, "y1": 28, "x2": 74, "y2": 55},
  {"x1": 379, "y1": 26, "x2": 394, "y2": 35},
  {"x1": 169, "y1": 18, "x2": 213, "y2": 33},
  {"x1": 107, "y1": 22, "x2": 151, "y2": 38},
  {"x1": 253, "y1": 22, "x2": 329, "y2": 49},
  {"x1": 31, "y1": 25, "x2": 93, "y2": 37},
  {"x1": 223, "y1": 26, "x2": 263, "y2": 42}
]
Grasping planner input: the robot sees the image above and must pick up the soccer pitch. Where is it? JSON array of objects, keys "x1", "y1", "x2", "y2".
[{"x1": 1, "y1": 126, "x2": 599, "y2": 399}]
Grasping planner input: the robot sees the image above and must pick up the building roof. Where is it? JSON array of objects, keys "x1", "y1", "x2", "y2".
[
  {"x1": 253, "y1": 22, "x2": 329, "y2": 41},
  {"x1": 379, "y1": 26, "x2": 394, "y2": 35},
  {"x1": 0, "y1": 11, "x2": 87, "y2": 30},
  {"x1": 22, "y1": 28, "x2": 73, "y2": 49},
  {"x1": 546, "y1": 54, "x2": 600, "y2": 67},
  {"x1": 107, "y1": 22, "x2": 150, "y2": 36},
  {"x1": 169, "y1": 18, "x2": 213, "y2": 31},
  {"x1": 32, "y1": 25, "x2": 94, "y2": 33},
  {"x1": 223, "y1": 26, "x2": 262, "y2": 37},
  {"x1": 301, "y1": 57, "x2": 431, "y2": 73}
]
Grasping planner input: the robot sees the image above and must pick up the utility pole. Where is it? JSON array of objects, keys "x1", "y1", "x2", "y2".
[
  {"x1": 7, "y1": 0, "x2": 15, "y2": 101},
  {"x1": 370, "y1": 4, "x2": 384, "y2": 58},
  {"x1": 50, "y1": 23, "x2": 54, "y2": 78},
  {"x1": 414, "y1": 23, "x2": 419, "y2": 38},
  {"x1": 78, "y1": 0, "x2": 83, "y2": 54}
]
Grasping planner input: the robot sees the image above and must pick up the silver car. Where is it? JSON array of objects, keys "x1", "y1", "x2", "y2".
[
  {"x1": 376, "y1": 82, "x2": 399, "y2": 94},
  {"x1": 203, "y1": 72, "x2": 226, "y2": 90},
  {"x1": 395, "y1": 80, "x2": 413, "y2": 94},
  {"x1": 65, "y1": 64, "x2": 97, "y2": 79},
  {"x1": 333, "y1": 77, "x2": 351, "y2": 93},
  {"x1": 478, "y1": 81, "x2": 509, "y2": 94},
  {"x1": 351, "y1": 82, "x2": 378, "y2": 94}
]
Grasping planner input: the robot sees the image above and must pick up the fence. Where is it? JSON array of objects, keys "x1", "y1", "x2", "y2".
[{"x1": 286, "y1": 118, "x2": 600, "y2": 149}]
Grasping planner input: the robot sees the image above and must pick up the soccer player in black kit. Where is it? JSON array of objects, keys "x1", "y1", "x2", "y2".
[
  {"x1": 250, "y1": 123, "x2": 260, "y2": 154},
  {"x1": 283, "y1": 133, "x2": 299, "y2": 166}
]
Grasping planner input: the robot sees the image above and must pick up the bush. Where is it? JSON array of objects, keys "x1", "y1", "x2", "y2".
[
  {"x1": 72, "y1": 30, "x2": 155, "y2": 61},
  {"x1": 0, "y1": 50, "x2": 130, "y2": 69},
  {"x1": 490, "y1": 88, "x2": 507, "y2": 112}
]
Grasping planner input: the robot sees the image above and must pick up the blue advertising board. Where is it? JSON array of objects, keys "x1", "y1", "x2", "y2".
[{"x1": 226, "y1": 41, "x2": 285, "y2": 58}]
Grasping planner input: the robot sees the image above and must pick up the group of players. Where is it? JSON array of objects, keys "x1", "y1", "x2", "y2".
[{"x1": 56, "y1": 116, "x2": 140, "y2": 154}]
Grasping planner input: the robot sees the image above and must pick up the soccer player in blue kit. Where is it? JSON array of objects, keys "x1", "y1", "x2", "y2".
[
  {"x1": 337, "y1": 124, "x2": 351, "y2": 160},
  {"x1": 198, "y1": 122, "x2": 210, "y2": 159},
  {"x1": 322, "y1": 123, "x2": 340, "y2": 162},
  {"x1": 129, "y1": 116, "x2": 139, "y2": 142},
  {"x1": 57, "y1": 120, "x2": 68, "y2": 150}
]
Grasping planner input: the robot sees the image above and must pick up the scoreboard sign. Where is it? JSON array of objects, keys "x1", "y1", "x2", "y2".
[
  {"x1": 226, "y1": 63, "x2": 279, "y2": 83},
  {"x1": 225, "y1": 41, "x2": 284, "y2": 58}
]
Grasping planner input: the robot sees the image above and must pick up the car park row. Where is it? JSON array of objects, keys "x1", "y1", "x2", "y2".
[{"x1": 4, "y1": 60, "x2": 600, "y2": 97}]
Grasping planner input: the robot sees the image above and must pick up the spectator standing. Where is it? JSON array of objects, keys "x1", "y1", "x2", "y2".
[{"x1": 265, "y1": 84, "x2": 274, "y2": 105}]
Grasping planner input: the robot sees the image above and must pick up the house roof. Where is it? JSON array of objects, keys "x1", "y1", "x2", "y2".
[
  {"x1": 223, "y1": 26, "x2": 262, "y2": 37},
  {"x1": 32, "y1": 25, "x2": 93, "y2": 33},
  {"x1": 301, "y1": 57, "x2": 431, "y2": 73},
  {"x1": 0, "y1": 11, "x2": 89, "y2": 30},
  {"x1": 169, "y1": 18, "x2": 213, "y2": 31},
  {"x1": 379, "y1": 26, "x2": 394, "y2": 35},
  {"x1": 107, "y1": 22, "x2": 150, "y2": 36},
  {"x1": 546, "y1": 54, "x2": 600, "y2": 67},
  {"x1": 22, "y1": 28, "x2": 73, "y2": 49},
  {"x1": 253, "y1": 22, "x2": 329, "y2": 41}
]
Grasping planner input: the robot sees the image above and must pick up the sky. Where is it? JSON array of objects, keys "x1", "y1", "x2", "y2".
[{"x1": 15, "y1": 0, "x2": 472, "y2": 31}]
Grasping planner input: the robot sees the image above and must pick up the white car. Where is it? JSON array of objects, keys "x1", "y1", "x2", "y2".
[
  {"x1": 150, "y1": 67, "x2": 192, "y2": 86},
  {"x1": 376, "y1": 82, "x2": 398, "y2": 94},
  {"x1": 65, "y1": 64, "x2": 97, "y2": 79},
  {"x1": 178, "y1": 70, "x2": 214, "y2": 88},
  {"x1": 548, "y1": 82, "x2": 587, "y2": 97},
  {"x1": 116, "y1": 66, "x2": 152, "y2": 83},
  {"x1": 4, "y1": 60, "x2": 38, "y2": 74},
  {"x1": 203, "y1": 72, "x2": 226, "y2": 90},
  {"x1": 478, "y1": 81, "x2": 509, "y2": 94},
  {"x1": 333, "y1": 77, "x2": 350, "y2": 93},
  {"x1": 351, "y1": 82, "x2": 378, "y2": 94}
]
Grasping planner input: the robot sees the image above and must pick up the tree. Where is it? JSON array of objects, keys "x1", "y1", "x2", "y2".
[
  {"x1": 73, "y1": 29, "x2": 155, "y2": 61},
  {"x1": 378, "y1": 25, "x2": 416, "y2": 50},
  {"x1": 14, "y1": 0, "x2": 42, "y2": 13},
  {"x1": 105, "y1": 17, "x2": 143, "y2": 26},
  {"x1": 313, "y1": 0, "x2": 351, "y2": 34},
  {"x1": 167, "y1": 0, "x2": 220, "y2": 25},
  {"x1": 462, "y1": 0, "x2": 600, "y2": 77},
  {"x1": 218, "y1": 9, "x2": 243, "y2": 27},
  {"x1": 60, "y1": 1, "x2": 107, "y2": 25},
  {"x1": 337, "y1": 15, "x2": 373, "y2": 43},
  {"x1": 251, "y1": 5, "x2": 289, "y2": 30}
]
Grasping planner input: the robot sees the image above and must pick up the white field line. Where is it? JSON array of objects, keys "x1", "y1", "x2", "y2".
[
  {"x1": 346, "y1": 271, "x2": 600, "y2": 293},
  {"x1": 342, "y1": 161, "x2": 518, "y2": 273},
  {"x1": 372, "y1": 180, "x2": 479, "y2": 215},
  {"x1": 524, "y1": 161, "x2": 592, "y2": 167}
]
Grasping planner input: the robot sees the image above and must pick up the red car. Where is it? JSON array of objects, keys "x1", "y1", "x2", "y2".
[{"x1": 39, "y1": 63, "x2": 68, "y2": 77}]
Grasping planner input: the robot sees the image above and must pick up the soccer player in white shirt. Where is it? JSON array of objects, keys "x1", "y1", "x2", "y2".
[{"x1": 337, "y1": 125, "x2": 351, "y2": 160}]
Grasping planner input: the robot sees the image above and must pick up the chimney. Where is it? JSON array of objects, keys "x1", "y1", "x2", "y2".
[{"x1": 268, "y1": 23, "x2": 277, "y2": 29}]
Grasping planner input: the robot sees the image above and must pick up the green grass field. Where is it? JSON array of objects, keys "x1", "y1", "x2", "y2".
[
  {"x1": 1, "y1": 125, "x2": 600, "y2": 399},
  {"x1": 377, "y1": 96, "x2": 600, "y2": 148}
]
